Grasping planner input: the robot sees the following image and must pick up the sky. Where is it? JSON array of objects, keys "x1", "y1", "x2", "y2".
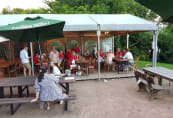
[{"x1": 0, "y1": 0, "x2": 51, "y2": 12}]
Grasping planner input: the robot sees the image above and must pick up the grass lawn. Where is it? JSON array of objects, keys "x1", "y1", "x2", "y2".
[{"x1": 138, "y1": 60, "x2": 173, "y2": 70}]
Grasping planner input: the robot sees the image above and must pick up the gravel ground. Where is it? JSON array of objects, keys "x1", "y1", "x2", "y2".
[{"x1": 1, "y1": 78, "x2": 173, "y2": 118}]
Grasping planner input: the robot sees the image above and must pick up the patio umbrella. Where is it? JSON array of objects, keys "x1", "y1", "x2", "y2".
[
  {"x1": 0, "y1": 16, "x2": 65, "y2": 67},
  {"x1": 135, "y1": 0, "x2": 173, "y2": 22}
]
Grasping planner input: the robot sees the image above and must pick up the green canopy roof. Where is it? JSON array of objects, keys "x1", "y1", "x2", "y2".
[{"x1": 135, "y1": 0, "x2": 173, "y2": 23}]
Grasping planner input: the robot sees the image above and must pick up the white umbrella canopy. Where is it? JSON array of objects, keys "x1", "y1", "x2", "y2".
[{"x1": 0, "y1": 37, "x2": 9, "y2": 43}]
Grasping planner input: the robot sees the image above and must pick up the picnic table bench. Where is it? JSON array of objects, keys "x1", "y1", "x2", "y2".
[
  {"x1": 143, "y1": 67, "x2": 173, "y2": 85},
  {"x1": 0, "y1": 76, "x2": 76, "y2": 115},
  {"x1": 134, "y1": 69, "x2": 164, "y2": 99}
]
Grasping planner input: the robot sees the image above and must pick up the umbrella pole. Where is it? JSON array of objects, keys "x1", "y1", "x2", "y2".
[
  {"x1": 38, "y1": 39, "x2": 43, "y2": 67},
  {"x1": 30, "y1": 42, "x2": 34, "y2": 76},
  {"x1": 37, "y1": 31, "x2": 43, "y2": 67}
]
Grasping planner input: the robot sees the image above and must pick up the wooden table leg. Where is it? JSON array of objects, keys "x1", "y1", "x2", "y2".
[
  {"x1": 18, "y1": 86, "x2": 23, "y2": 97},
  {"x1": 158, "y1": 77, "x2": 162, "y2": 85},
  {"x1": 0, "y1": 87, "x2": 4, "y2": 98},
  {"x1": 10, "y1": 87, "x2": 13, "y2": 97},
  {"x1": 64, "y1": 83, "x2": 69, "y2": 111}
]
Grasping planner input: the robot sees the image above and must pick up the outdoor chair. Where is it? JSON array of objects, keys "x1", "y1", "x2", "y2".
[
  {"x1": 128, "y1": 56, "x2": 140, "y2": 73},
  {"x1": 8, "y1": 62, "x2": 18, "y2": 77},
  {"x1": 88, "y1": 58, "x2": 96, "y2": 74},
  {"x1": 15, "y1": 58, "x2": 23, "y2": 74},
  {"x1": 79, "y1": 63, "x2": 89, "y2": 76}
]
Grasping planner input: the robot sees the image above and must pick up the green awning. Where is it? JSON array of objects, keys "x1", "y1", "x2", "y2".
[
  {"x1": 0, "y1": 16, "x2": 65, "y2": 42},
  {"x1": 135, "y1": 0, "x2": 173, "y2": 23}
]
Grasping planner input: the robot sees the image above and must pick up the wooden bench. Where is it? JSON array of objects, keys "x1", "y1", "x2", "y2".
[
  {"x1": 135, "y1": 70, "x2": 164, "y2": 99},
  {"x1": 0, "y1": 95, "x2": 76, "y2": 115}
]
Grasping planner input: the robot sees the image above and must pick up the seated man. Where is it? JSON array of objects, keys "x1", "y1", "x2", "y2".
[
  {"x1": 123, "y1": 48, "x2": 134, "y2": 64},
  {"x1": 121, "y1": 48, "x2": 134, "y2": 71},
  {"x1": 83, "y1": 48, "x2": 89, "y2": 57}
]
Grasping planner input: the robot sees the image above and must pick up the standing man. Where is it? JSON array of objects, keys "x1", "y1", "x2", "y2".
[
  {"x1": 72, "y1": 44, "x2": 80, "y2": 54},
  {"x1": 49, "y1": 46, "x2": 59, "y2": 66},
  {"x1": 20, "y1": 45, "x2": 31, "y2": 77}
]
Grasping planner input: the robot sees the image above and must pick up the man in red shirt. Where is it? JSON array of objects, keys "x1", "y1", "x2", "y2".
[
  {"x1": 72, "y1": 44, "x2": 80, "y2": 54},
  {"x1": 65, "y1": 49, "x2": 72, "y2": 60}
]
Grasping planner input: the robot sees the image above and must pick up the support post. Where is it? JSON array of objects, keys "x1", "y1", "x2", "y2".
[
  {"x1": 80, "y1": 36, "x2": 83, "y2": 55},
  {"x1": 97, "y1": 24, "x2": 101, "y2": 80},
  {"x1": 30, "y1": 42, "x2": 34, "y2": 76},
  {"x1": 152, "y1": 29, "x2": 158, "y2": 67},
  {"x1": 112, "y1": 36, "x2": 114, "y2": 53},
  {"x1": 127, "y1": 34, "x2": 129, "y2": 49}
]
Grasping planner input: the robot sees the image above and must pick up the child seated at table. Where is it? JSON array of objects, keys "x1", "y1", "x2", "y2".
[
  {"x1": 69, "y1": 51, "x2": 77, "y2": 69},
  {"x1": 50, "y1": 62, "x2": 61, "y2": 75},
  {"x1": 31, "y1": 67, "x2": 67, "y2": 110}
]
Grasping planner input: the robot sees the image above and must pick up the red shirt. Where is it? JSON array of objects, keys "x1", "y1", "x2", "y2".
[
  {"x1": 72, "y1": 46, "x2": 80, "y2": 53},
  {"x1": 97, "y1": 52, "x2": 104, "y2": 58},
  {"x1": 65, "y1": 51, "x2": 72, "y2": 60},
  {"x1": 115, "y1": 52, "x2": 122, "y2": 57},
  {"x1": 59, "y1": 54, "x2": 64, "y2": 59},
  {"x1": 33, "y1": 56, "x2": 40, "y2": 64},
  {"x1": 69, "y1": 56, "x2": 77, "y2": 65},
  {"x1": 122, "y1": 53, "x2": 125, "y2": 56},
  {"x1": 100, "y1": 52, "x2": 104, "y2": 58}
]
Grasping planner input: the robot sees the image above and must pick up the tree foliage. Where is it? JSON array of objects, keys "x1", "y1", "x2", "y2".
[{"x1": 158, "y1": 25, "x2": 173, "y2": 63}]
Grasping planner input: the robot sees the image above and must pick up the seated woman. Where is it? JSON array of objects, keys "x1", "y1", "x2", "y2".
[
  {"x1": 33, "y1": 52, "x2": 40, "y2": 65},
  {"x1": 122, "y1": 48, "x2": 126, "y2": 57},
  {"x1": 115, "y1": 48, "x2": 122, "y2": 57},
  {"x1": 105, "y1": 49, "x2": 115, "y2": 65},
  {"x1": 96, "y1": 48, "x2": 104, "y2": 62},
  {"x1": 31, "y1": 67, "x2": 67, "y2": 110},
  {"x1": 105, "y1": 49, "x2": 115, "y2": 71}
]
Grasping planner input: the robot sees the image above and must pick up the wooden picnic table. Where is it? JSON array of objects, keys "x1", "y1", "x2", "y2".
[
  {"x1": 143, "y1": 67, "x2": 173, "y2": 85},
  {"x1": 0, "y1": 76, "x2": 75, "y2": 98},
  {"x1": 113, "y1": 57, "x2": 129, "y2": 74},
  {"x1": 0, "y1": 75, "x2": 76, "y2": 114}
]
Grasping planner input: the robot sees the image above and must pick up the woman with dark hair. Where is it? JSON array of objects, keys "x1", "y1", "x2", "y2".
[{"x1": 31, "y1": 67, "x2": 67, "y2": 110}]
